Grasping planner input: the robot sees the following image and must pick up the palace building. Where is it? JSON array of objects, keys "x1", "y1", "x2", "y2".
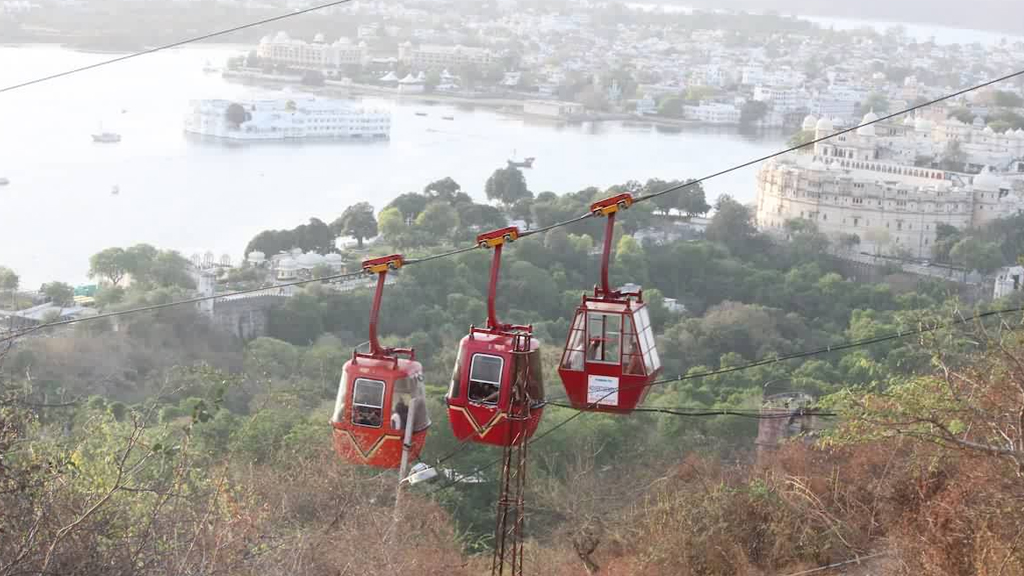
[{"x1": 755, "y1": 112, "x2": 1024, "y2": 258}]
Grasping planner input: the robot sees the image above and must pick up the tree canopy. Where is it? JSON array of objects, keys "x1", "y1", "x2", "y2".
[
  {"x1": 485, "y1": 166, "x2": 532, "y2": 207},
  {"x1": 41, "y1": 281, "x2": 74, "y2": 307},
  {"x1": 332, "y1": 203, "x2": 378, "y2": 249}
]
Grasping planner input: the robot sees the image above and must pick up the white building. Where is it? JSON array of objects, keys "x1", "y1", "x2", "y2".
[
  {"x1": 753, "y1": 85, "x2": 805, "y2": 113},
  {"x1": 398, "y1": 42, "x2": 494, "y2": 68},
  {"x1": 635, "y1": 94, "x2": 657, "y2": 116},
  {"x1": 683, "y1": 103, "x2": 741, "y2": 124},
  {"x1": 755, "y1": 113, "x2": 1024, "y2": 259},
  {"x1": 994, "y1": 265, "x2": 1024, "y2": 299},
  {"x1": 184, "y1": 97, "x2": 390, "y2": 141},
  {"x1": 523, "y1": 100, "x2": 585, "y2": 118},
  {"x1": 257, "y1": 32, "x2": 369, "y2": 68}
]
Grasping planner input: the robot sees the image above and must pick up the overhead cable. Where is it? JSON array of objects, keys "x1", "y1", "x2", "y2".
[{"x1": 0, "y1": 0, "x2": 357, "y2": 95}]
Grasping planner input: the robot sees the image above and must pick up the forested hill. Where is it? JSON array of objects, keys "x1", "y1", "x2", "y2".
[{"x1": 2, "y1": 172, "x2": 1024, "y2": 574}]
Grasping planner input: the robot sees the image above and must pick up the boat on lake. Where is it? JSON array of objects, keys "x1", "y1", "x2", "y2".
[
  {"x1": 507, "y1": 149, "x2": 535, "y2": 168},
  {"x1": 92, "y1": 132, "x2": 122, "y2": 143}
]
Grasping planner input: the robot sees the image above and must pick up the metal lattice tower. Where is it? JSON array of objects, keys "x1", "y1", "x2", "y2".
[{"x1": 491, "y1": 333, "x2": 534, "y2": 576}]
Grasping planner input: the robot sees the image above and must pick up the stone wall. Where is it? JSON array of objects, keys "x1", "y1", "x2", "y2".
[{"x1": 211, "y1": 294, "x2": 287, "y2": 340}]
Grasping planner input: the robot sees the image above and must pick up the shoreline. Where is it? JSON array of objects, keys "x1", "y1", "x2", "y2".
[{"x1": 220, "y1": 70, "x2": 787, "y2": 133}]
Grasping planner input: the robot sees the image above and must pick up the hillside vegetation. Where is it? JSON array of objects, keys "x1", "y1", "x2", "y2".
[{"x1": 3, "y1": 177, "x2": 1024, "y2": 575}]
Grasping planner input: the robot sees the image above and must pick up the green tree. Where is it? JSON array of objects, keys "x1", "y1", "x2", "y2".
[
  {"x1": 244, "y1": 50, "x2": 260, "y2": 67},
  {"x1": 706, "y1": 195, "x2": 759, "y2": 257},
  {"x1": 245, "y1": 337, "x2": 300, "y2": 379},
  {"x1": 423, "y1": 177, "x2": 469, "y2": 204},
  {"x1": 225, "y1": 102, "x2": 248, "y2": 127},
  {"x1": 485, "y1": 167, "x2": 531, "y2": 207},
  {"x1": 332, "y1": 202, "x2": 378, "y2": 249},
  {"x1": 94, "y1": 285, "x2": 125, "y2": 307},
  {"x1": 950, "y1": 237, "x2": 1003, "y2": 274},
  {"x1": 939, "y1": 140, "x2": 967, "y2": 171},
  {"x1": 385, "y1": 192, "x2": 429, "y2": 221},
  {"x1": 739, "y1": 100, "x2": 768, "y2": 126},
  {"x1": 658, "y1": 97, "x2": 683, "y2": 117},
  {"x1": 41, "y1": 281, "x2": 74, "y2": 307},
  {"x1": 613, "y1": 234, "x2": 649, "y2": 287},
  {"x1": 377, "y1": 207, "x2": 407, "y2": 246},
  {"x1": 787, "y1": 130, "x2": 815, "y2": 149},
  {"x1": 0, "y1": 265, "x2": 18, "y2": 308},
  {"x1": 947, "y1": 107, "x2": 975, "y2": 123},
  {"x1": 684, "y1": 85, "x2": 716, "y2": 103},
  {"x1": 124, "y1": 244, "x2": 159, "y2": 279},
  {"x1": 991, "y1": 90, "x2": 1024, "y2": 108},
  {"x1": 424, "y1": 70, "x2": 441, "y2": 92},
  {"x1": 457, "y1": 203, "x2": 507, "y2": 232},
  {"x1": 856, "y1": 93, "x2": 889, "y2": 115},
  {"x1": 415, "y1": 202, "x2": 460, "y2": 238},
  {"x1": 89, "y1": 247, "x2": 130, "y2": 286},
  {"x1": 150, "y1": 251, "x2": 195, "y2": 288},
  {"x1": 679, "y1": 182, "x2": 711, "y2": 216}
]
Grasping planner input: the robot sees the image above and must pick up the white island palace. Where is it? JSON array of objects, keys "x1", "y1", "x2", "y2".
[{"x1": 184, "y1": 97, "x2": 391, "y2": 141}]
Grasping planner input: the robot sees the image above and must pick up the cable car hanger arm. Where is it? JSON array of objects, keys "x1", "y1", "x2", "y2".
[
  {"x1": 358, "y1": 255, "x2": 413, "y2": 365},
  {"x1": 476, "y1": 227, "x2": 531, "y2": 334}
]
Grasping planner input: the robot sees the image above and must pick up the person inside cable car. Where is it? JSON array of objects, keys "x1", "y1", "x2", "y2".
[
  {"x1": 468, "y1": 354, "x2": 503, "y2": 404},
  {"x1": 391, "y1": 399, "x2": 409, "y2": 430},
  {"x1": 351, "y1": 379, "x2": 385, "y2": 427},
  {"x1": 623, "y1": 336, "x2": 644, "y2": 375}
]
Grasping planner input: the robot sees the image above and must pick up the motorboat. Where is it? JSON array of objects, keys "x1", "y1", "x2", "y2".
[
  {"x1": 507, "y1": 149, "x2": 535, "y2": 168},
  {"x1": 92, "y1": 132, "x2": 122, "y2": 143}
]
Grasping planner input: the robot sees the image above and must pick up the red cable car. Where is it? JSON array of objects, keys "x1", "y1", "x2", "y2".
[
  {"x1": 331, "y1": 255, "x2": 431, "y2": 471},
  {"x1": 558, "y1": 194, "x2": 663, "y2": 413},
  {"x1": 446, "y1": 227, "x2": 545, "y2": 447}
]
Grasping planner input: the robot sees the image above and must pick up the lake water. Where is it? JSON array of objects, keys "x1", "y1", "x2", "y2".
[
  {"x1": 799, "y1": 15, "x2": 1024, "y2": 46},
  {"x1": 0, "y1": 45, "x2": 786, "y2": 287}
]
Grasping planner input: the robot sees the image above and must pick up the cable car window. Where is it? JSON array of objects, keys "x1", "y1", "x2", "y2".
[
  {"x1": 468, "y1": 354, "x2": 504, "y2": 404},
  {"x1": 621, "y1": 315, "x2": 645, "y2": 376},
  {"x1": 514, "y1": 347, "x2": 545, "y2": 402},
  {"x1": 449, "y1": 346, "x2": 463, "y2": 399},
  {"x1": 393, "y1": 372, "x2": 431, "y2": 431},
  {"x1": 331, "y1": 375, "x2": 350, "y2": 423},
  {"x1": 645, "y1": 343, "x2": 660, "y2": 372},
  {"x1": 351, "y1": 378, "x2": 385, "y2": 428},
  {"x1": 587, "y1": 312, "x2": 621, "y2": 364},
  {"x1": 561, "y1": 311, "x2": 586, "y2": 371},
  {"x1": 633, "y1": 307, "x2": 660, "y2": 371}
]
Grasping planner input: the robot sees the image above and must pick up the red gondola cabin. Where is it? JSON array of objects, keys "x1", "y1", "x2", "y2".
[
  {"x1": 558, "y1": 289, "x2": 661, "y2": 413},
  {"x1": 446, "y1": 227, "x2": 545, "y2": 446},
  {"x1": 557, "y1": 193, "x2": 663, "y2": 413},
  {"x1": 331, "y1": 354, "x2": 430, "y2": 468},
  {"x1": 330, "y1": 255, "x2": 431, "y2": 469}
]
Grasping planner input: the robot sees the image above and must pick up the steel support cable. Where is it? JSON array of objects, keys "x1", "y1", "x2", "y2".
[
  {"x1": 545, "y1": 402, "x2": 837, "y2": 418},
  {"x1": 0, "y1": 269, "x2": 367, "y2": 343},
  {"x1": 0, "y1": 0, "x2": 359, "y2": 95},
  {"x1": 6, "y1": 64, "x2": 1024, "y2": 476},
  {"x1": 427, "y1": 306, "x2": 1024, "y2": 491},
  {"x1": 9, "y1": 65, "x2": 1024, "y2": 340}
]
